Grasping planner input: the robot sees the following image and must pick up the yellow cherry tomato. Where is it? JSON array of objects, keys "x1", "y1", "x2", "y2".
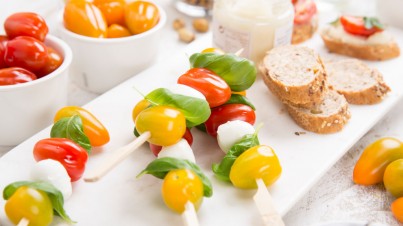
[
  {"x1": 230, "y1": 145, "x2": 282, "y2": 189},
  {"x1": 232, "y1": 90, "x2": 246, "y2": 96},
  {"x1": 201, "y1": 47, "x2": 225, "y2": 54},
  {"x1": 124, "y1": 1, "x2": 160, "y2": 34},
  {"x1": 135, "y1": 106, "x2": 186, "y2": 146},
  {"x1": 392, "y1": 197, "x2": 403, "y2": 222},
  {"x1": 384, "y1": 159, "x2": 403, "y2": 198},
  {"x1": 107, "y1": 24, "x2": 132, "y2": 38},
  {"x1": 54, "y1": 106, "x2": 110, "y2": 147},
  {"x1": 132, "y1": 99, "x2": 152, "y2": 123},
  {"x1": 162, "y1": 169, "x2": 204, "y2": 213},
  {"x1": 64, "y1": 0, "x2": 108, "y2": 38},
  {"x1": 5, "y1": 186, "x2": 53, "y2": 226},
  {"x1": 93, "y1": 0, "x2": 126, "y2": 26}
]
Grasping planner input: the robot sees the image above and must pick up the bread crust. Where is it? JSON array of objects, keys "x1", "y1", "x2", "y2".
[
  {"x1": 285, "y1": 90, "x2": 351, "y2": 134},
  {"x1": 321, "y1": 32, "x2": 400, "y2": 61},
  {"x1": 292, "y1": 15, "x2": 318, "y2": 44}
]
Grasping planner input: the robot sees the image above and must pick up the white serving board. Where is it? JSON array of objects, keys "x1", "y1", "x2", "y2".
[{"x1": 0, "y1": 30, "x2": 403, "y2": 226}]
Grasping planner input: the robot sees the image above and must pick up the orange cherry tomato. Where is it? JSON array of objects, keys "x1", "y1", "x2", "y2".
[
  {"x1": 124, "y1": 1, "x2": 160, "y2": 34},
  {"x1": 383, "y1": 159, "x2": 403, "y2": 198},
  {"x1": 54, "y1": 106, "x2": 110, "y2": 147},
  {"x1": 64, "y1": 0, "x2": 108, "y2": 38},
  {"x1": 37, "y1": 46, "x2": 63, "y2": 78},
  {"x1": 201, "y1": 47, "x2": 225, "y2": 54},
  {"x1": 93, "y1": 0, "x2": 126, "y2": 26},
  {"x1": 107, "y1": 24, "x2": 132, "y2": 38},
  {"x1": 392, "y1": 197, "x2": 403, "y2": 222}
]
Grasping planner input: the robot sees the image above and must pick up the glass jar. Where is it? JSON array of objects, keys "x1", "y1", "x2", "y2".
[
  {"x1": 175, "y1": 0, "x2": 214, "y2": 17},
  {"x1": 212, "y1": 0, "x2": 294, "y2": 64}
]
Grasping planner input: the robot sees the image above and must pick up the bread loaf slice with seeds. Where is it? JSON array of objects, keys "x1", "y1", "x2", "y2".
[
  {"x1": 326, "y1": 59, "x2": 391, "y2": 105},
  {"x1": 285, "y1": 90, "x2": 351, "y2": 134},
  {"x1": 260, "y1": 45, "x2": 327, "y2": 108}
]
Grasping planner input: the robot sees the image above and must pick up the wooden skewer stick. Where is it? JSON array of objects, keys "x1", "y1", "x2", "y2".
[
  {"x1": 234, "y1": 48, "x2": 244, "y2": 56},
  {"x1": 84, "y1": 131, "x2": 151, "y2": 182},
  {"x1": 181, "y1": 201, "x2": 199, "y2": 226},
  {"x1": 253, "y1": 178, "x2": 285, "y2": 226},
  {"x1": 17, "y1": 218, "x2": 29, "y2": 226}
]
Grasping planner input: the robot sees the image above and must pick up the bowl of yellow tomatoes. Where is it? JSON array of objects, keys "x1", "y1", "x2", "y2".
[{"x1": 58, "y1": 0, "x2": 166, "y2": 94}]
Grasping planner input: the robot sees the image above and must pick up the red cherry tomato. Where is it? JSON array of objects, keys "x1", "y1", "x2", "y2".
[
  {"x1": 0, "y1": 35, "x2": 9, "y2": 69},
  {"x1": 33, "y1": 138, "x2": 89, "y2": 182},
  {"x1": 4, "y1": 12, "x2": 49, "y2": 42},
  {"x1": 340, "y1": 16, "x2": 383, "y2": 37},
  {"x1": 294, "y1": 0, "x2": 317, "y2": 25},
  {"x1": 0, "y1": 67, "x2": 37, "y2": 85},
  {"x1": 149, "y1": 128, "x2": 194, "y2": 157},
  {"x1": 205, "y1": 104, "x2": 256, "y2": 137},
  {"x1": 36, "y1": 46, "x2": 63, "y2": 78},
  {"x1": 4, "y1": 36, "x2": 48, "y2": 72},
  {"x1": 178, "y1": 68, "x2": 231, "y2": 108}
]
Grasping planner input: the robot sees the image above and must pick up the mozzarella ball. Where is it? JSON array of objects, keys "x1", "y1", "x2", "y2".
[
  {"x1": 158, "y1": 139, "x2": 196, "y2": 163},
  {"x1": 217, "y1": 120, "x2": 256, "y2": 153},
  {"x1": 31, "y1": 159, "x2": 72, "y2": 200},
  {"x1": 169, "y1": 84, "x2": 206, "y2": 100}
]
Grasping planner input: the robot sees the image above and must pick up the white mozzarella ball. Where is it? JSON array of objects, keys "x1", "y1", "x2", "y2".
[
  {"x1": 158, "y1": 139, "x2": 196, "y2": 163},
  {"x1": 31, "y1": 159, "x2": 72, "y2": 201},
  {"x1": 217, "y1": 120, "x2": 256, "y2": 153},
  {"x1": 169, "y1": 84, "x2": 206, "y2": 100}
]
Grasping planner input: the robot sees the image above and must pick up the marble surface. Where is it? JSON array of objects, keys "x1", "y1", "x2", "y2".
[{"x1": 0, "y1": 0, "x2": 402, "y2": 225}]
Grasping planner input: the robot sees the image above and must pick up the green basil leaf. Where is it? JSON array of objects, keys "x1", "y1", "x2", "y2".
[
  {"x1": 51, "y1": 115, "x2": 91, "y2": 154},
  {"x1": 224, "y1": 94, "x2": 256, "y2": 110},
  {"x1": 189, "y1": 53, "x2": 257, "y2": 92},
  {"x1": 137, "y1": 157, "x2": 213, "y2": 197},
  {"x1": 145, "y1": 88, "x2": 211, "y2": 127},
  {"x1": 3, "y1": 181, "x2": 75, "y2": 224},
  {"x1": 363, "y1": 17, "x2": 384, "y2": 30},
  {"x1": 330, "y1": 17, "x2": 340, "y2": 26},
  {"x1": 363, "y1": 17, "x2": 373, "y2": 29},
  {"x1": 212, "y1": 133, "x2": 260, "y2": 182},
  {"x1": 195, "y1": 123, "x2": 207, "y2": 133},
  {"x1": 133, "y1": 127, "x2": 140, "y2": 137}
]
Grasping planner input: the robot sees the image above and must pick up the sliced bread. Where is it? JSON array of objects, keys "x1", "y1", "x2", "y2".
[
  {"x1": 260, "y1": 45, "x2": 327, "y2": 108},
  {"x1": 326, "y1": 59, "x2": 391, "y2": 105},
  {"x1": 285, "y1": 90, "x2": 351, "y2": 134},
  {"x1": 292, "y1": 15, "x2": 318, "y2": 44}
]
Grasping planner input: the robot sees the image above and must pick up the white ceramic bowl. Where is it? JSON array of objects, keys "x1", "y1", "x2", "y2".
[
  {"x1": 57, "y1": 2, "x2": 167, "y2": 94},
  {"x1": 312, "y1": 221, "x2": 388, "y2": 226},
  {"x1": 0, "y1": 35, "x2": 72, "y2": 146}
]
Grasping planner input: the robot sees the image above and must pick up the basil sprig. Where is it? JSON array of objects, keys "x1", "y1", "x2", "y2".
[
  {"x1": 189, "y1": 53, "x2": 257, "y2": 92},
  {"x1": 363, "y1": 17, "x2": 384, "y2": 29},
  {"x1": 137, "y1": 157, "x2": 213, "y2": 197},
  {"x1": 212, "y1": 132, "x2": 260, "y2": 182},
  {"x1": 224, "y1": 94, "x2": 256, "y2": 110},
  {"x1": 51, "y1": 115, "x2": 91, "y2": 154},
  {"x1": 145, "y1": 88, "x2": 211, "y2": 128},
  {"x1": 3, "y1": 181, "x2": 74, "y2": 223}
]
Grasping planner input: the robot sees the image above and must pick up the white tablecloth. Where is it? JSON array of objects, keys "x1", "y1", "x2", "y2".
[{"x1": 1, "y1": 0, "x2": 402, "y2": 225}]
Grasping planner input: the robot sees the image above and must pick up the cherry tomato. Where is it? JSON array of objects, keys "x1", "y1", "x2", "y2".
[
  {"x1": 201, "y1": 47, "x2": 225, "y2": 54},
  {"x1": 4, "y1": 12, "x2": 49, "y2": 42},
  {"x1": 205, "y1": 104, "x2": 256, "y2": 137},
  {"x1": 36, "y1": 46, "x2": 63, "y2": 78},
  {"x1": 392, "y1": 197, "x2": 403, "y2": 222},
  {"x1": 162, "y1": 169, "x2": 204, "y2": 213},
  {"x1": 132, "y1": 99, "x2": 152, "y2": 123},
  {"x1": 293, "y1": 0, "x2": 317, "y2": 25},
  {"x1": 178, "y1": 68, "x2": 231, "y2": 108},
  {"x1": 54, "y1": 106, "x2": 110, "y2": 147},
  {"x1": 5, "y1": 186, "x2": 53, "y2": 226},
  {"x1": 93, "y1": 0, "x2": 126, "y2": 26},
  {"x1": 0, "y1": 67, "x2": 37, "y2": 85},
  {"x1": 33, "y1": 138, "x2": 89, "y2": 182},
  {"x1": 353, "y1": 137, "x2": 403, "y2": 185},
  {"x1": 149, "y1": 128, "x2": 194, "y2": 157},
  {"x1": 384, "y1": 159, "x2": 403, "y2": 198},
  {"x1": 124, "y1": 1, "x2": 160, "y2": 34},
  {"x1": 107, "y1": 24, "x2": 132, "y2": 38},
  {"x1": 232, "y1": 90, "x2": 246, "y2": 96},
  {"x1": 4, "y1": 36, "x2": 48, "y2": 72},
  {"x1": 0, "y1": 35, "x2": 8, "y2": 69},
  {"x1": 340, "y1": 15, "x2": 383, "y2": 37},
  {"x1": 64, "y1": 0, "x2": 108, "y2": 38},
  {"x1": 230, "y1": 145, "x2": 282, "y2": 189},
  {"x1": 135, "y1": 106, "x2": 186, "y2": 146}
]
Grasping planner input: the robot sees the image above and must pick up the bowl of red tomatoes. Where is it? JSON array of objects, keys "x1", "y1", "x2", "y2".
[
  {"x1": 58, "y1": 0, "x2": 167, "y2": 94},
  {"x1": 0, "y1": 12, "x2": 72, "y2": 147}
]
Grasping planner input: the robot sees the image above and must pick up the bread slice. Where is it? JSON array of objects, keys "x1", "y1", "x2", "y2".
[
  {"x1": 260, "y1": 45, "x2": 327, "y2": 108},
  {"x1": 292, "y1": 15, "x2": 318, "y2": 44},
  {"x1": 326, "y1": 59, "x2": 391, "y2": 105},
  {"x1": 320, "y1": 25, "x2": 400, "y2": 61},
  {"x1": 286, "y1": 90, "x2": 351, "y2": 134}
]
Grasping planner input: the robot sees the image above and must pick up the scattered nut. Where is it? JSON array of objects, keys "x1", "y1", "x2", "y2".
[
  {"x1": 192, "y1": 18, "x2": 209, "y2": 33},
  {"x1": 173, "y1": 18, "x2": 186, "y2": 30},
  {"x1": 178, "y1": 28, "x2": 195, "y2": 43}
]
